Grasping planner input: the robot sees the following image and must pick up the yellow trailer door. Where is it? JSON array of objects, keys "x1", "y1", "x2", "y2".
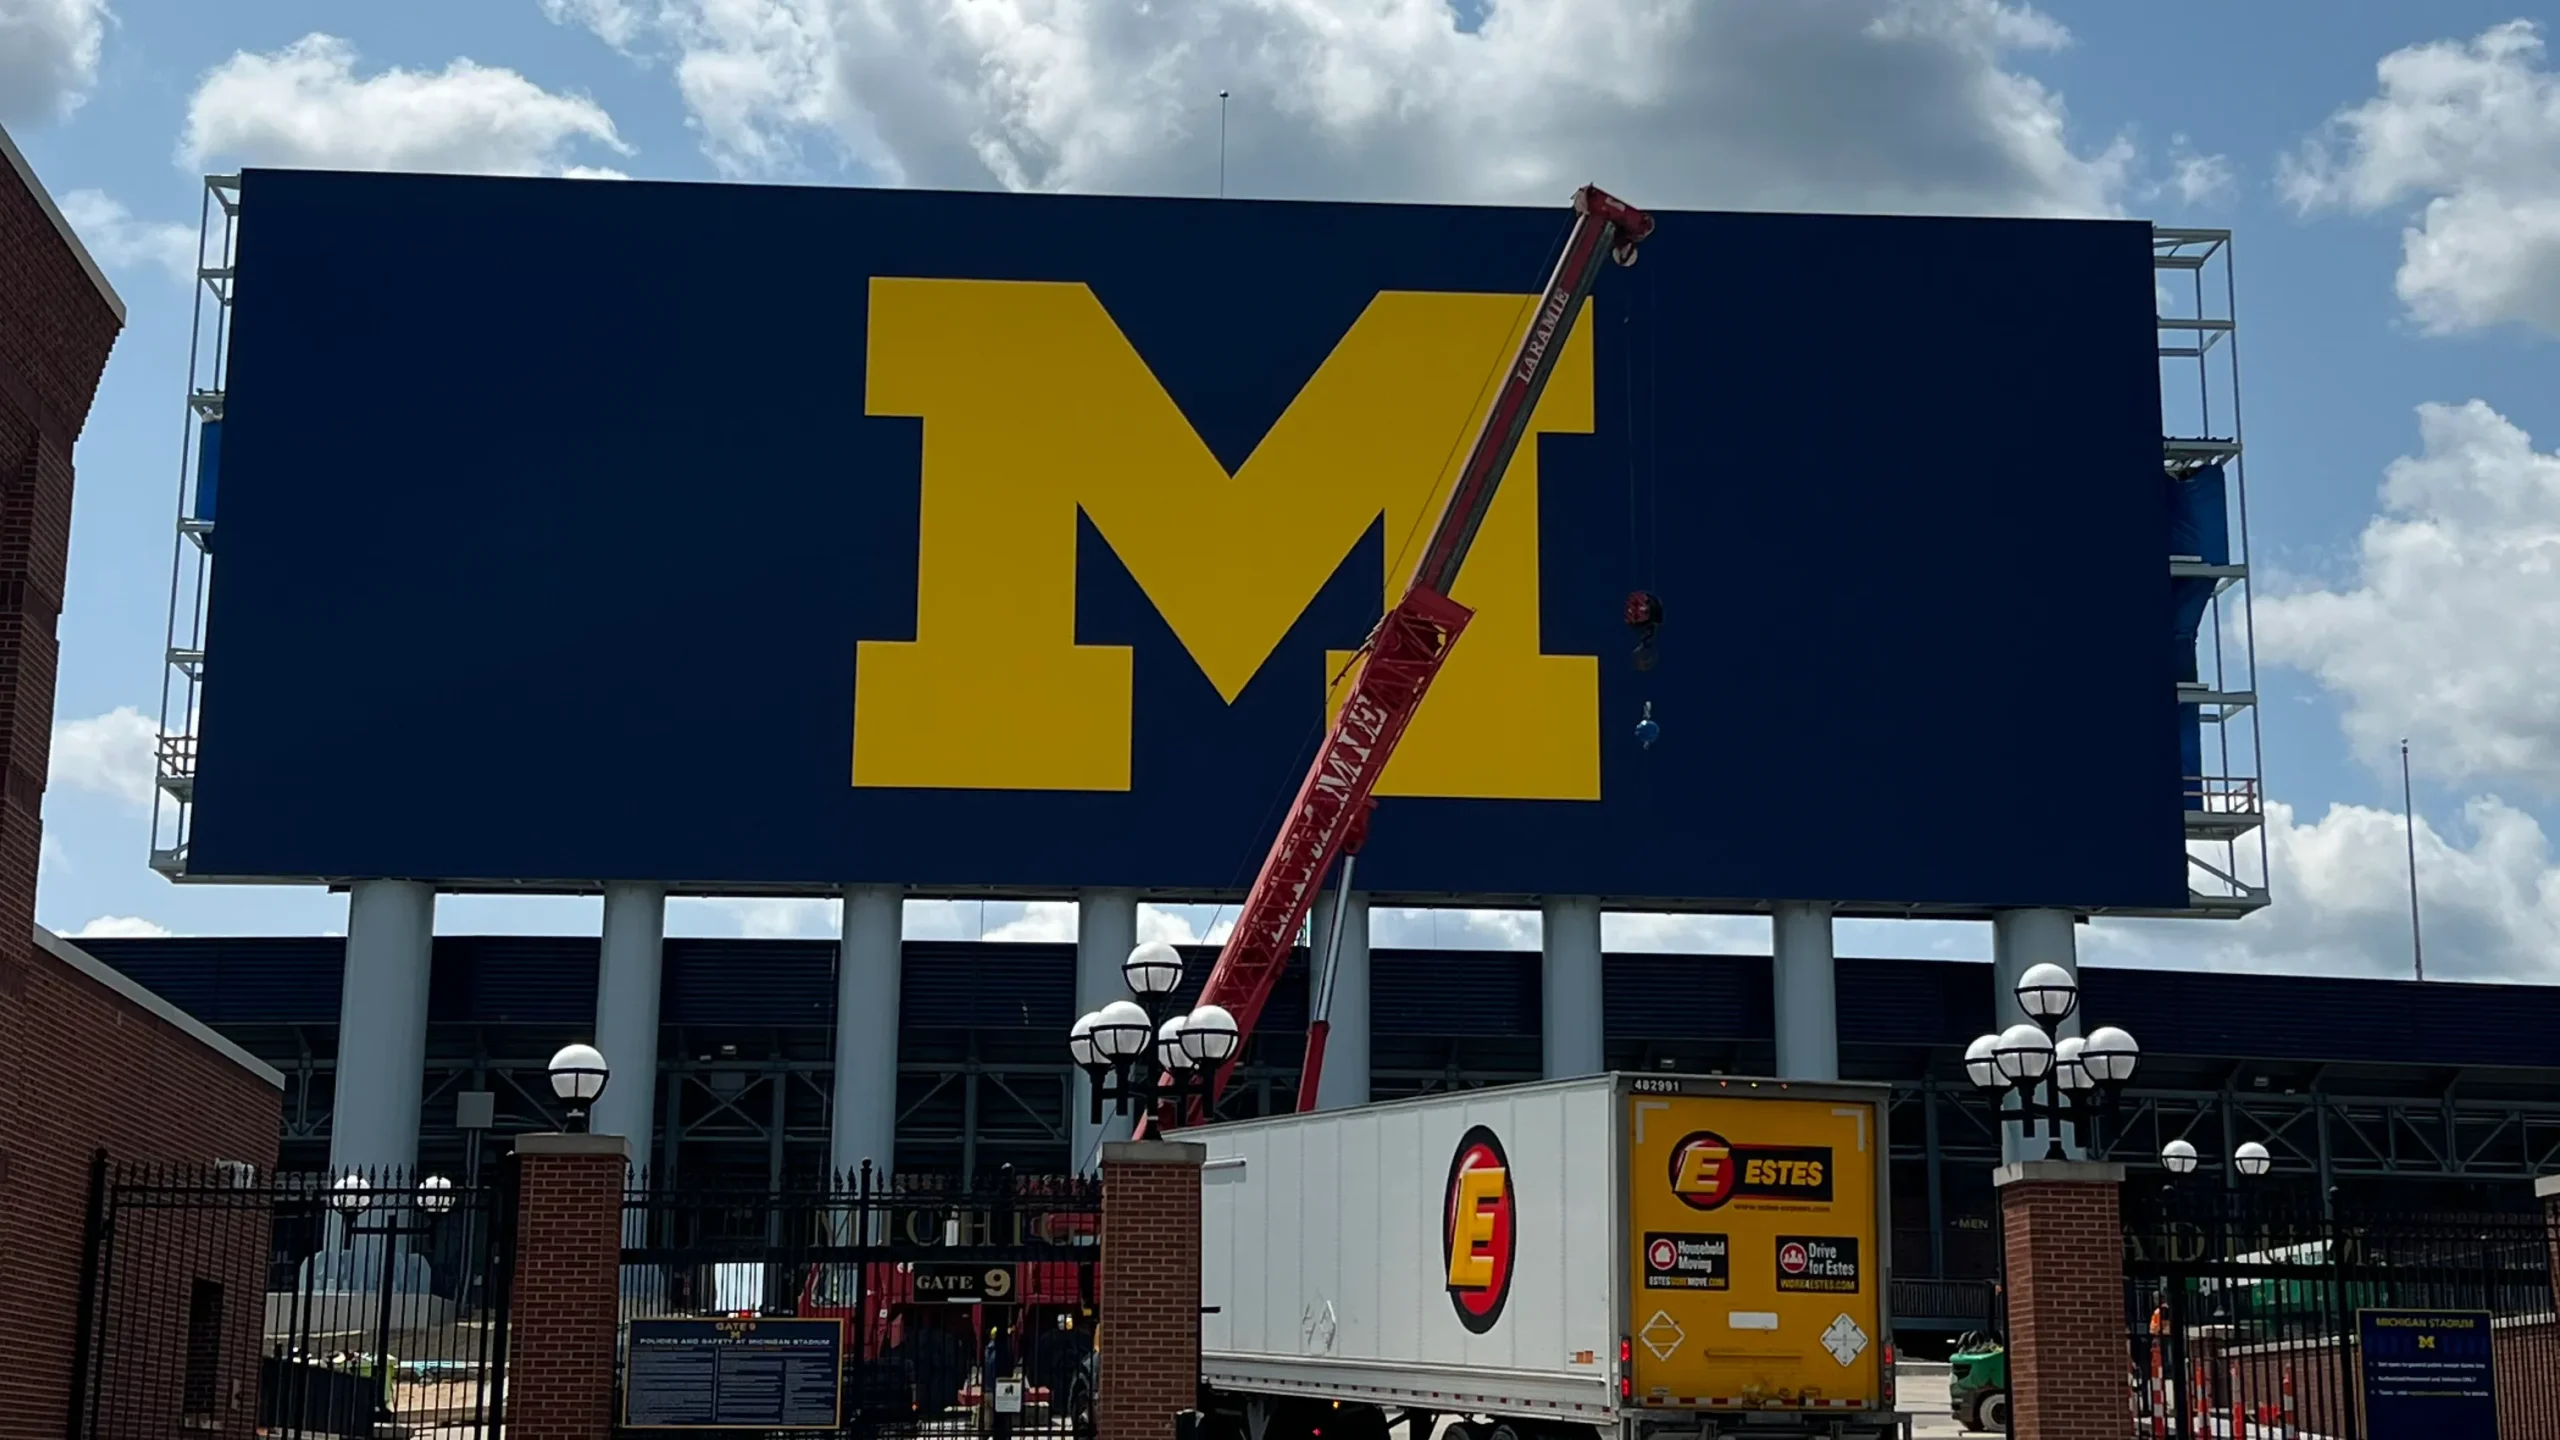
[{"x1": 1622, "y1": 1086, "x2": 1885, "y2": 1413}]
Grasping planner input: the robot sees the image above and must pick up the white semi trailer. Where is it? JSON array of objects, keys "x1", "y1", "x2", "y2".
[{"x1": 1192, "y1": 1074, "x2": 1902, "y2": 1440}]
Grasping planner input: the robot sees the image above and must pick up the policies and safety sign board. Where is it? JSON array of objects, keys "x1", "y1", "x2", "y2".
[{"x1": 2357, "y1": 1308, "x2": 2496, "y2": 1438}]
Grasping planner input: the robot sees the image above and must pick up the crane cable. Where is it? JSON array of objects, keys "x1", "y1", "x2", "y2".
[{"x1": 1625, "y1": 253, "x2": 1665, "y2": 749}]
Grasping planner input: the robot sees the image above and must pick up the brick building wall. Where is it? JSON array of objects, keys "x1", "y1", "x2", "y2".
[
  {"x1": 0, "y1": 932, "x2": 285, "y2": 1440},
  {"x1": 1097, "y1": 1141, "x2": 1204, "y2": 1440},
  {"x1": 0, "y1": 124, "x2": 284, "y2": 1440},
  {"x1": 0, "y1": 124, "x2": 119, "y2": 954}
]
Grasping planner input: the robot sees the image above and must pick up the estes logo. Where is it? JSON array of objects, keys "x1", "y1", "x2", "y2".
[
  {"x1": 1668, "y1": 1131, "x2": 1836, "y2": 1210},
  {"x1": 852, "y1": 278, "x2": 1601, "y2": 801},
  {"x1": 1442, "y1": 1125, "x2": 1516, "y2": 1334}
]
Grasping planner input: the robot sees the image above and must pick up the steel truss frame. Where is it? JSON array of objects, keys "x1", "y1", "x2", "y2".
[
  {"x1": 2136, "y1": 227, "x2": 2271, "y2": 918},
  {"x1": 148, "y1": 174, "x2": 240, "y2": 878},
  {"x1": 1896, "y1": 1082, "x2": 2560, "y2": 1180},
  {"x1": 256, "y1": 1034, "x2": 2557, "y2": 1204}
]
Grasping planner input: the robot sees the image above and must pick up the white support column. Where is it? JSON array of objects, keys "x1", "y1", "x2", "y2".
[
  {"x1": 830, "y1": 885, "x2": 905, "y2": 1181},
  {"x1": 1992, "y1": 908, "x2": 2082, "y2": 1163},
  {"x1": 1541, "y1": 896, "x2": 1605, "y2": 1079},
  {"x1": 1072, "y1": 888, "x2": 1140, "y2": 1173},
  {"x1": 1309, "y1": 890, "x2": 1371, "y2": 1110},
  {"x1": 1772, "y1": 901, "x2": 1839, "y2": 1081},
  {"x1": 331, "y1": 880, "x2": 436, "y2": 1178},
  {"x1": 594, "y1": 883, "x2": 665, "y2": 1179}
]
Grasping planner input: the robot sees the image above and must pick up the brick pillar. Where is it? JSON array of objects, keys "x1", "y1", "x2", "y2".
[
  {"x1": 508, "y1": 1134, "x2": 629, "y2": 1440},
  {"x1": 1997, "y1": 1160, "x2": 2126, "y2": 1439},
  {"x1": 1098, "y1": 1140, "x2": 1204, "y2": 1440},
  {"x1": 2541, "y1": 1174, "x2": 2560, "y2": 1285}
]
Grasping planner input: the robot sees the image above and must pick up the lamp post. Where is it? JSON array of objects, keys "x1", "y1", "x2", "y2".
[
  {"x1": 1964, "y1": 963, "x2": 2141, "y2": 1162},
  {"x1": 548, "y1": 1043, "x2": 611, "y2": 1133},
  {"x1": 338, "y1": 1173, "x2": 458, "y2": 1425},
  {"x1": 2159, "y1": 1136, "x2": 2273, "y2": 1185},
  {"x1": 1069, "y1": 942, "x2": 1241, "y2": 1131}
]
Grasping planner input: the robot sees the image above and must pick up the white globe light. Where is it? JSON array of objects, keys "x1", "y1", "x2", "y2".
[
  {"x1": 418, "y1": 1175, "x2": 457, "y2": 1214},
  {"x1": 1123, "y1": 942, "x2": 1185, "y2": 999},
  {"x1": 1963, "y1": 1034, "x2": 2003, "y2": 1091},
  {"x1": 1156, "y1": 1015, "x2": 1196, "y2": 1070},
  {"x1": 2014, "y1": 962, "x2": 2079, "y2": 1023},
  {"x1": 1068, "y1": 1012, "x2": 1102, "y2": 1068},
  {"x1": 2234, "y1": 1140, "x2": 2273, "y2": 1178},
  {"x1": 1179, "y1": 1004, "x2": 1241, "y2": 1065},
  {"x1": 2052, "y1": 1036, "x2": 2092, "y2": 1092},
  {"x1": 1091, "y1": 1000, "x2": 1153, "y2": 1063},
  {"x1": 548, "y1": 1043, "x2": 610, "y2": 1103},
  {"x1": 2081, "y1": 1026, "x2": 2140, "y2": 1086},
  {"x1": 2160, "y1": 1139, "x2": 2199, "y2": 1176},
  {"x1": 329, "y1": 1174, "x2": 372, "y2": 1215},
  {"x1": 1992, "y1": 1023, "x2": 2055, "y2": 1083}
]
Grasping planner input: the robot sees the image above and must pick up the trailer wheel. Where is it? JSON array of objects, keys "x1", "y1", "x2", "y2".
[{"x1": 1976, "y1": 1391, "x2": 2009, "y2": 1432}]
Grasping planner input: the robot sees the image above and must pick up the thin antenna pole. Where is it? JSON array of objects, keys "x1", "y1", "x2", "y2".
[
  {"x1": 1217, "y1": 90, "x2": 1230, "y2": 198},
  {"x1": 2402, "y1": 738, "x2": 2424, "y2": 981}
]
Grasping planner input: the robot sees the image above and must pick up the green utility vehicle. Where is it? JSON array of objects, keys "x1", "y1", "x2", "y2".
[{"x1": 1946, "y1": 1332, "x2": 2008, "y2": 1433}]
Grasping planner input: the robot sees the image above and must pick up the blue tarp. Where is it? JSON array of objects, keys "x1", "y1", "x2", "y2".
[
  {"x1": 2167, "y1": 464, "x2": 2230, "y2": 809},
  {"x1": 194, "y1": 417, "x2": 222, "y2": 527}
]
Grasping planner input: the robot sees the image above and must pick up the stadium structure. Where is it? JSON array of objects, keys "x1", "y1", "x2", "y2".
[
  {"x1": 103, "y1": 168, "x2": 2438, "y2": 1334},
  {"x1": 76, "y1": 933, "x2": 2560, "y2": 1337}
]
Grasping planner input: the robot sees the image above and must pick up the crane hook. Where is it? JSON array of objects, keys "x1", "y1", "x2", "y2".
[{"x1": 1624, "y1": 589, "x2": 1664, "y2": 672}]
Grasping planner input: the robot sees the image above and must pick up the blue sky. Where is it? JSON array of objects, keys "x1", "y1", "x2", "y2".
[{"x1": 7, "y1": 0, "x2": 2560, "y2": 979}]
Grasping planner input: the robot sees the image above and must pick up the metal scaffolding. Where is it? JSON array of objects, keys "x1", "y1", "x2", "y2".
[
  {"x1": 148, "y1": 173, "x2": 240, "y2": 879},
  {"x1": 2147, "y1": 227, "x2": 2270, "y2": 917}
]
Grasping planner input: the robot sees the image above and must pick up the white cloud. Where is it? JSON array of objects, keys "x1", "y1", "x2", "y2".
[
  {"x1": 2167, "y1": 135, "x2": 2233, "y2": 206},
  {"x1": 55, "y1": 190, "x2": 195, "y2": 280},
  {"x1": 2256, "y1": 400, "x2": 2560, "y2": 796},
  {"x1": 2281, "y1": 20, "x2": 2560, "y2": 336},
  {"x1": 182, "y1": 33, "x2": 632, "y2": 177},
  {"x1": 566, "y1": 0, "x2": 2132, "y2": 216},
  {"x1": 669, "y1": 895, "x2": 839, "y2": 938},
  {"x1": 50, "y1": 705, "x2": 156, "y2": 809},
  {"x1": 0, "y1": 0, "x2": 107, "y2": 124},
  {"x1": 2089, "y1": 798, "x2": 2560, "y2": 984},
  {"x1": 982, "y1": 901, "x2": 1077, "y2": 943},
  {"x1": 541, "y1": 0, "x2": 646, "y2": 52},
  {"x1": 70, "y1": 914, "x2": 173, "y2": 939}
]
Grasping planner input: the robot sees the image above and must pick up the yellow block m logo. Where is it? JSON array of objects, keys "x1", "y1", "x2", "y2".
[{"x1": 853, "y1": 277, "x2": 1599, "y2": 800}]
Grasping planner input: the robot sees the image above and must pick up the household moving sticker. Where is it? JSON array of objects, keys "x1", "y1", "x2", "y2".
[
  {"x1": 1642, "y1": 1232, "x2": 1730, "y2": 1290},
  {"x1": 1668, "y1": 1132, "x2": 1835, "y2": 1210},
  {"x1": 1775, "y1": 1236, "x2": 1862, "y2": 1293}
]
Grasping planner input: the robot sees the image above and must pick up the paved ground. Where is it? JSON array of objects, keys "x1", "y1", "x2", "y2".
[{"x1": 1895, "y1": 1366, "x2": 1984, "y2": 1438}]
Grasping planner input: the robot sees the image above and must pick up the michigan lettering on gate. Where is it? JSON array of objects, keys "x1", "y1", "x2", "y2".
[{"x1": 851, "y1": 277, "x2": 1602, "y2": 800}]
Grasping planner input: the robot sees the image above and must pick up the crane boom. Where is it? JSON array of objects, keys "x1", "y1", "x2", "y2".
[{"x1": 1178, "y1": 184, "x2": 1656, "y2": 1119}]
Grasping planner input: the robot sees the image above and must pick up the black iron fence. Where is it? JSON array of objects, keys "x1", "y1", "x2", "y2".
[
  {"x1": 2122, "y1": 1185, "x2": 2559, "y2": 1439},
  {"x1": 619, "y1": 1164, "x2": 1102, "y2": 1440},
  {"x1": 71, "y1": 1154, "x2": 515, "y2": 1440}
]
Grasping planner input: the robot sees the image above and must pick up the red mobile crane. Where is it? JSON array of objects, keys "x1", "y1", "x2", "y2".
[{"x1": 1174, "y1": 184, "x2": 1656, "y2": 1120}]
